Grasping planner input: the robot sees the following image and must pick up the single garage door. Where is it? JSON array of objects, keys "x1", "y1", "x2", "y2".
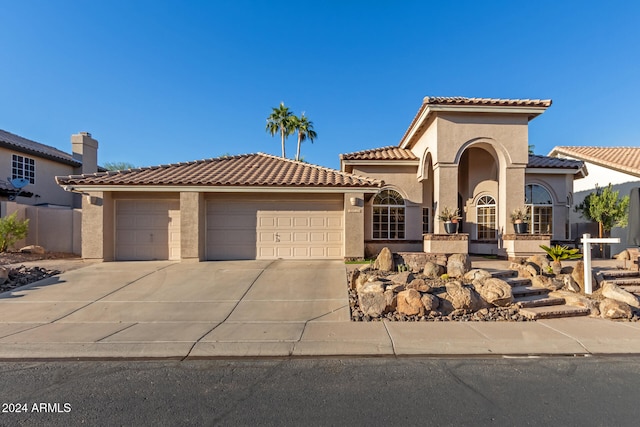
[
  {"x1": 206, "y1": 198, "x2": 343, "y2": 260},
  {"x1": 115, "y1": 200, "x2": 180, "y2": 260}
]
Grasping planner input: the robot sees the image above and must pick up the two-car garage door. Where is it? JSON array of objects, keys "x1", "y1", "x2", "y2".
[
  {"x1": 114, "y1": 197, "x2": 344, "y2": 261},
  {"x1": 206, "y1": 198, "x2": 344, "y2": 260}
]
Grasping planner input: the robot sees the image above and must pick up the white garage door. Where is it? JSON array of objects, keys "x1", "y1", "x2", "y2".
[
  {"x1": 206, "y1": 198, "x2": 343, "y2": 260},
  {"x1": 115, "y1": 200, "x2": 180, "y2": 261}
]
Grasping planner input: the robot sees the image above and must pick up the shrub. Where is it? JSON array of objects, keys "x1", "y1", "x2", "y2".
[
  {"x1": 0, "y1": 212, "x2": 29, "y2": 252},
  {"x1": 539, "y1": 244, "x2": 582, "y2": 263}
]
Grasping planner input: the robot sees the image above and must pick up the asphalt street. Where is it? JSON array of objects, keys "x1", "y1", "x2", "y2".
[{"x1": 1, "y1": 357, "x2": 639, "y2": 426}]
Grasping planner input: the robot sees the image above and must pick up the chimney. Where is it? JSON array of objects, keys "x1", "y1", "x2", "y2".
[{"x1": 71, "y1": 132, "x2": 99, "y2": 174}]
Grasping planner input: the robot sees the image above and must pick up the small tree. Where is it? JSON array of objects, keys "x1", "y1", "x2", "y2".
[
  {"x1": 575, "y1": 183, "x2": 630, "y2": 254},
  {"x1": 103, "y1": 161, "x2": 136, "y2": 171},
  {"x1": 0, "y1": 212, "x2": 29, "y2": 252}
]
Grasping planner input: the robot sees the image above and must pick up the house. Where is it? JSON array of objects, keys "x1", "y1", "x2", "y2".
[
  {"x1": 56, "y1": 96, "x2": 587, "y2": 262},
  {"x1": 0, "y1": 130, "x2": 99, "y2": 208},
  {"x1": 549, "y1": 146, "x2": 640, "y2": 255}
]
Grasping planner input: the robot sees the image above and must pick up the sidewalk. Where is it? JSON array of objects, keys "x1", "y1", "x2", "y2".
[{"x1": 0, "y1": 259, "x2": 638, "y2": 360}]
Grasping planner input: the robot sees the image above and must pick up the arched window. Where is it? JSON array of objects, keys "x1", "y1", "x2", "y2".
[
  {"x1": 373, "y1": 189, "x2": 405, "y2": 239},
  {"x1": 476, "y1": 195, "x2": 497, "y2": 240},
  {"x1": 525, "y1": 184, "x2": 553, "y2": 234}
]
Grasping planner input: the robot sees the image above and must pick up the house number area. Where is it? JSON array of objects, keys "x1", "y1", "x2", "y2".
[{"x1": 2, "y1": 402, "x2": 72, "y2": 413}]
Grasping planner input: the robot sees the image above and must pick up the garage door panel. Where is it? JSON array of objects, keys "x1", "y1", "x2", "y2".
[
  {"x1": 116, "y1": 200, "x2": 180, "y2": 261},
  {"x1": 207, "y1": 198, "x2": 343, "y2": 260}
]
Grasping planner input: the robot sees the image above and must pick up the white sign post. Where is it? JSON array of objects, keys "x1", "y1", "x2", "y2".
[{"x1": 581, "y1": 233, "x2": 621, "y2": 294}]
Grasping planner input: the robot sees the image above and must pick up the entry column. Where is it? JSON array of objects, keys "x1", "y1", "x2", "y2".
[{"x1": 432, "y1": 164, "x2": 458, "y2": 233}]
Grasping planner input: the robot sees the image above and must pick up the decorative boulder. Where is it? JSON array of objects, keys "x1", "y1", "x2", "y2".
[
  {"x1": 531, "y1": 275, "x2": 563, "y2": 291},
  {"x1": 562, "y1": 275, "x2": 581, "y2": 293},
  {"x1": 397, "y1": 289, "x2": 424, "y2": 316},
  {"x1": 444, "y1": 280, "x2": 474, "y2": 310},
  {"x1": 0, "y1": 266, "x2": 7, "y2": 285},
  {"x1": 406, "y1": 278, "x2": 432, "y2": 293},
  {"x1": 423, "y1": 262, "x2": 444, "y2": 279},
  {"x1": 387, "y1": 271, "x2": 414, "y2": 286},
  {"x1": 349, "y1": 269, "x2": 360, "y2": 291},
  {"x1": 19, "y1": 245, "x2": 45, "y2": 254},
  {"x1": 373, "y1": 247, "x2": 394, "y2": 272},
  {"x1": 358, "y1": 282, "x2": 386, "y2": 317},
  {"x1": 549, "y1": 290, "x2": 600, "y2": 316},
  {"x1": 600, "y1": 298, "x2": 632, "y2": 320},
  {"x1": 571, "y1": 261, "x2": 585, "y2": 292},
  {"x1": 447, "y1": 254, "x2": 471, "y2": 278},
  {"x1": 474, "y1": 278, "x2": 513, "y2": 307},
  {"x1": 602, "y1": 282, "x2": 640, "y2": 308},
  {"x1": 463, "y1": 269, "x2": 492, "y2": 284},
  {"x1": 526, "y1": 255, "x2": 549, "y2": 273},
  {"x1": 421, "y1": 293, "x2": 439, "y2": 312},
  {"x1": 509, "y1": 262, "x2": 534, "y2": 278},
  {"x1": 383, "y1": 289, "x2": 397, "y2": 314}
]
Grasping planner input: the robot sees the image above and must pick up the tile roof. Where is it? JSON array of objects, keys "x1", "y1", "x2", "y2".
[
  {"x1": 340, "y1": 146, "x2": 418, "y2": 161},
  {"x1": 56, "y1": 153, "x2": 384, "y2": 188},
  {"x1": 0, "y1": 129, "x2": 81, "y2": 167},
  {"x1": 399, "y1": 96, "x2": 552, "y2": 147},
  {"x1": 549, "y1": 146, "x2": 640, "y2": 178},
  {"x1": 423, "y1": 97, "x2": 552, "y2": 108},
  {"x1": 527, "y1": 154, "x2": 586, "y2": 178}
]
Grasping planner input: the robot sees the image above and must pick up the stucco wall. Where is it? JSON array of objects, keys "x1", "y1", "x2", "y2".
[{"x1": 0, "y1": 146, "x2": 75, "y2": 207}]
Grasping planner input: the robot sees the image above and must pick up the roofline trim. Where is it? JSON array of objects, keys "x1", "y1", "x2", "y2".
[{"x1": 60, "y1": 185, "x2": 383, "y2": 194}]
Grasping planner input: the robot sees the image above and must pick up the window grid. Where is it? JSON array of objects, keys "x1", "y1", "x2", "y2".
[
  {"x1": 12, "y1": 155, "x2": 35, "y2": 184},
  {"x1": 372, "y1": 190, "x2": 405, "y2": 240},
  {"x1": 525, "y1": 184, "x2": 553, "y2": 235},
  {"x1": 476, "y1": 196, "x2": 497, "y2": 240},
  {"x1": 422, "y1": 207, "x2": 430, "y2": 234}
]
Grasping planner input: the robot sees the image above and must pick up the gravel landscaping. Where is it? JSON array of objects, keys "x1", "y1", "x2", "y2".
[{"x1": 0, "y1": 252, "x2": 71, "y2": 294}]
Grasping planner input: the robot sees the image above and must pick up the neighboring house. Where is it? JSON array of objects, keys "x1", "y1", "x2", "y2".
[
  {"x1": 57, "y1": 96, "x2": 587, "y2": 262},
  {"x1": 0, "y1": 130, "x2": 99, "y2": 208},
  {"x1": 549, "y1": 146, "x2": 640, "y2": 255}
]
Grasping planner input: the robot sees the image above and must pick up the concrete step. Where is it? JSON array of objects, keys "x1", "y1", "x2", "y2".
[
  {"x1": 504, "y1": 277, "x2": 532, "y2": 287},
  {"x1": 620, "y1": 285, "x2": 640, "y2": 295},
  {"x1": 515, "y1": 294, "x2": 566, "y2": 308},
  {"x1": 603, "y1": 278, "x2": 640, "y2": 287},
  {"x1": 519, "y1": 305, "x2": 590, "y2": 320},
  {"x1": 598, "y1": 270, "x2": 640, "y2": 279},
  {"x1": 511, "y1": 285, "x2": 549, "y2": 298},
  {"x1": 490, "y1": 269, "x2": 517, "y2": 279}
]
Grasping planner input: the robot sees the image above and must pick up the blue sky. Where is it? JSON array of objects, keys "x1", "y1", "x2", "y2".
[{"x1": 1, "y1": 1, "x2": 639, "y2": 170}]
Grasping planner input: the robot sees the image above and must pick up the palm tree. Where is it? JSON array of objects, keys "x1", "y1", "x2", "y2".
[
  {"x1": 292, "y1": 113, "x2": 317, "y2": 161},
  {"x1": 266, "y1": 102, "x2": 295, "y2": 158}
]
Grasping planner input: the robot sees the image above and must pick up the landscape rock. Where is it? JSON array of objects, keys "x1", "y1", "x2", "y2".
[
  {"x1": 421, "y1": 293, "x2": 439, "y2": 312},
  {"x1": 474, "y1": 277, "x2": 513, "y2": 307},
  {"x1": 358, "y1": 264, "x2": 374, "y2": 272},
  {"x1": 373, "y1": 247, "x2": 394, "y2": 272},
  {"x1": 509, "y1": 262, "x2": 535, "y2": 278},
  {"x1": 571, "y1": 261, "x2": 585, "y2": 292},
  {"x1": 531, "y1": 275, "x2": 563, "y2": 291},
  {"x1": 358, "y1": 289, "x2": 386, "y2": 317},
  {"x1": 602, "y1": 282, "x2": 640, "y2": 308},
  {"x1": 600, "y1": 298, "x2": 632, "y2": 319},
  {"x1": 447, "y1": 254, "x2": 471, "y2": 278},
  {"x1": 397, "y1": 289, "x2": 424, "y2": 316},
  {"x1": 463, "y1": 269, "x2": 492, "y2": 284},
  {"x1": 444, "y1": 280, "x2": 475, "y2": 310},
  {"x1": 614, "y1": 250, "x2": 630, "y2": 261},
  {"x1": 19, "y1": 245, "x2": 45, "y2": 255},
  {"x1": 383, "y1": 289, "x2": 397, "y2": 313},
  {"x1": 563, "y1": 274, "x2": 581, "y2": 293},
  {"x1": 387, "y1": 271, "x2": 415, "y2": 286},
  {"x1": 358, "y1": 281, "x2": 385, "y2": 295},
  {"x1": 406, "y1": 278, "x2": 432, "y2": 293},
  {"x1": 0, "y1": 266, "x2": 7, "y2": 285},
  {"x1": 349, "y1": 269, "x2": 360, "y2": 291},
  {"x1": 423, "y1": 262, "x2": 444, "y2": 279},
  {"x1": 550, "y1": 290, "x2": 600, "y2": 316},
  {"x1": 526, "y1": 255, "x2": 549, "y2": 273},
  {"x1": 386, "y1": 283, "x2": 406, "y2": 293}
]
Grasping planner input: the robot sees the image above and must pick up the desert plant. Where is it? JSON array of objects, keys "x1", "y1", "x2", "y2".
[
  {"x1": 510, "y1": 206, "x2": 530, "y2": 223},
  {"x1": 539, "y1": 244, "x2": 583, "y2": 263},
  {"x1": 0, "y1": 212, "x2": 29, "y2": 252},
  {"x1": 437, "y1": 207, "x2": 461, "y2": 222}
]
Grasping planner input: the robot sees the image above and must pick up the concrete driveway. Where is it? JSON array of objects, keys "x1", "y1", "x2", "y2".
[{"x1": 0, "y1": 260, "x2": 351, "y2": 358}]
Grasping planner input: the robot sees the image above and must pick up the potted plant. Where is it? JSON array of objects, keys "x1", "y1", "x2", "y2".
[
  {"x1": 438, "y1": 207, "x2": 461, "y2": 234},
  {"x1": 510, "y1": 207, "x2": 530, "y2": 234},
  {"x1": 539, "y1": 244, "x2": 583, "y2": 275}
]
